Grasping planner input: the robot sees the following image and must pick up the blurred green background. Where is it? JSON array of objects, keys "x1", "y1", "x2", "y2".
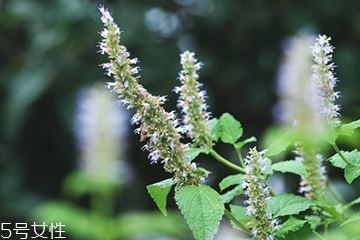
[{"x1": 1, "y1": 0, "x2": 360, "y2": 239}]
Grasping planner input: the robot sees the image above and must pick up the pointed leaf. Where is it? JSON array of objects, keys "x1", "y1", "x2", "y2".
[
  {"x1": 339, "y1": 119, "x2": 360, "y2": 136},
  {"x1": 175, "y1": 185, "x2": 224, "y2": 240},
  {"x1": 147, "y1": 179, "x2": 174, "y2": 216},
  {"x1": 221, "y1": 185, "x2": 244, "y2": 204},
  {"x1": 342, "y1": 150, "x2": 360, "y2": 183},
  {"x1": 276, "y1": 217, "x2": 306, "y2": 238},
  {"x1": 219, "y1": 174, "x2": 244, "y2": 191},
  {"x1": 186, "y1": 148, "x2": 206, "y2": 162},
  {"x1": 269, "y1": 193, "x2": 313, "y2": 217},
  {"x1": 235, "y1": 136, "x2": 257, "y2": 150},
  {"x1": 272, "y1": 160, "x2": 307, "y2": 177}
]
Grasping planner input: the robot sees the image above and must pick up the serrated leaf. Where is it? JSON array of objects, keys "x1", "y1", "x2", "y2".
[
  {"x1": 221, "y1": 185, "x2": 244, "y2": 204},
  {"x1": 331, "y1": 150, "x2": 360, "y2": 167},
  {"x1": 305, "y1": 216, "x2": 322, "y2": 230},
  {"x1": 329, "y1": 152, "x2": 348, "y2": 169},
  {"x1": 219, "y1": 174, "x2": 244, "y2": 191},
  {"x1": 147, "y1": 179, "x2": 174, "y2": 216},
  {"x1": 272, "y1": 160, "x2": 307, "y2": 177},
  {"x1": 276, "y1": 217, "x2": 306, "y2": 238},
  {"x1": 268, "y1": 193, "x2": 313, "y2": 217},
  {"x1": 175, "y1": 185, "x2": 224, "y2": 240},
  {"x1": 341, "y1": 150, "x2": 360, "y2": 183},
  {"x1": 341, "y1": 212, "x2": 360, "y2": 227},
  {"x1": 339, "y1": 119, "x2": 360, "y2": 136},
  {"x1": 230, "y1": 205, "x2": 252, "y2": 226},
  {"x1": 283, "y1": 223, "x2": 313, "y2": 240},
  {"x1": 218, "y1": 113, "x2": 243, "y2": 144},
  {"x1": 208, "y1": 118, "x2": 221, "y2": 141}
]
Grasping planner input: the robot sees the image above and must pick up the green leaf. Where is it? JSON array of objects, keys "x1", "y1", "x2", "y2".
[
  {"x1": 341, "y1": 212, "x2": 360, "y2": 227},
  {"x1": 146, "y1": 179, "x2": 174, "y2": 216},
  {"x1": 269, "y1": 193, "x2": 313, "y2": 217},
  {"x1": 329, "y1": 152, "x2": 348, "y2": 169},
  {"x1": 340, "y1": 150, "x2": 360, "y2": 183},
  {"x1": 265, "y1": 129, "x2": 296, "y2": 157},
  {"x1": 230, "y1": 205, "x2": 252, "y2": 226},
  {"x1": 339, "y1": 119, "x2": 360, "y2": 136},
  {"x1": 305, "y1": 216, "x2": 322, "y2": 230},
  {"x1": 329, "y1": 150, "x2": 360, "y2": 183},
  {"x1": 272, "y1": 160, "x2": 307, "y2": 177},
  {"x1": 186, "y1": 148, "x2": 206, "y2": 162},
  {"x1": 62, "y1": 172, "x2": 117, "y2": 197},
  {"x1": 218, "y1": 113, "x2": 243, "y2": 144},
  {"x1": 234, "y1": 136, "x2": 257, "y2": 150},
  {"x1": 221, "y1": 185, "x2": 244, "y2": 204},
  {"x1": 208, "y1": 118, "x2": 221, "y2": 141},
  {"x1": 330, "y1": 150, "x2": 360, "y2": 168},
  {"x1": 116, "y1": 212, "x2": 189, "y2": 238},
  {"x1": 345, "y1": 164, "x2": 360, "y2": 184},
  {"x1": 276, "y1": 217, "x2": 306, "y2": 238},
  {"x1": 175, "y1": 185, "x2": 224, "y2": 240},
  {"x1": 219, "y1": 174, "x2": 244, "y2": 191},
  {"x1": 325, "y1": 127, "x2": 338, "y2": 145}
]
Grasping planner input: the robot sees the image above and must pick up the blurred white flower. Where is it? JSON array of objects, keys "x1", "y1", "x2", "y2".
[
  {"x1": 75, "y1": 85, "x2": 129, "y2": 184},
  {"x1": 277, "y1": 32, "x2": 323, "y2": 134}
]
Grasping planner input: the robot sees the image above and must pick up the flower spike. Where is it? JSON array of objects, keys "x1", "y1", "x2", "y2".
[
  {"x1": 243, "y1": 148, "x2": 278, "y2": 240},
  {"x1": 175, "y1": 51, "x2": 212, "y2": 147},
  {"x1": 311, "y1": 35, "x2": 341, "y2": 126},
  {"x1": 98, "y1": 7, "x2": 205, "y2": 185}
]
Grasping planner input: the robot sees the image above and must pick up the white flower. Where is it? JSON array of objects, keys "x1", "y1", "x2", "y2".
[
  {"x1": 98, "y1": 7, "x2": 206, "y2": 185},
  {"x1": 75, "y1": 85, "x2": 129, "y2": 184},
  {"x1": 175, "y1": 51, "x2": 212, "y2": 147},
  {"x1": 311, "y1": 35, "x2": 341, "y2": 126},
  {"x1": 277, "y1": 32, "x2": 324, "y2": 134},
  {"x1": 99, "y1": 6, "x2": 114, "y2": 24},
  {"x1": 243, "y1": 148, "x2": 278, "y2": 239}
]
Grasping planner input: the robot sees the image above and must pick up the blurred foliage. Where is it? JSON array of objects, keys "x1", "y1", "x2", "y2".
[{"x1": 1, "y1": 0, "x2": 360, "y2": 238}]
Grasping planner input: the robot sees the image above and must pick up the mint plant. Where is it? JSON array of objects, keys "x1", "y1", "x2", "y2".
[
  {"x1": 98, "y1": 6, "x2": 360, "y2": 240},
  {"x1": 33, "y1": 85, "x2": 190, "y2": 240}
]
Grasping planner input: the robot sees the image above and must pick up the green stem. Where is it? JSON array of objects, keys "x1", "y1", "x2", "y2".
[
  {"x1": 224, "y1": 209, "x2": 250, "y2": 234},
  {"x1": 344, "y1": 196, "x2": 360, "y2": 210},
  {"x1": 320, "y1": 204, "x2": 345, "y2": 224},
  {"x1": 332, "y1": 143, "x2": 350, "y2": 164},
  {"x1": 209, "y1": 149, "x2": 245, "y2": 173},
  {"x1": 233, "y1": 144, "x2": 245, "y2": 167},
  {"x1": 313, "y1": 231, "x2": 324, "y2": 240}
]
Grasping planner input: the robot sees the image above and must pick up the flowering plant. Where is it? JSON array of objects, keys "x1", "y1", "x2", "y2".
[{"x1": 98, "y1": 6, "x2": 360, "y2": 240}]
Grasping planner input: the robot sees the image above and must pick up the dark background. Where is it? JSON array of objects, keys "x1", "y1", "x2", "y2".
[{"x1": 1, "y1": 0, "x2": 360, "y2": 229}]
